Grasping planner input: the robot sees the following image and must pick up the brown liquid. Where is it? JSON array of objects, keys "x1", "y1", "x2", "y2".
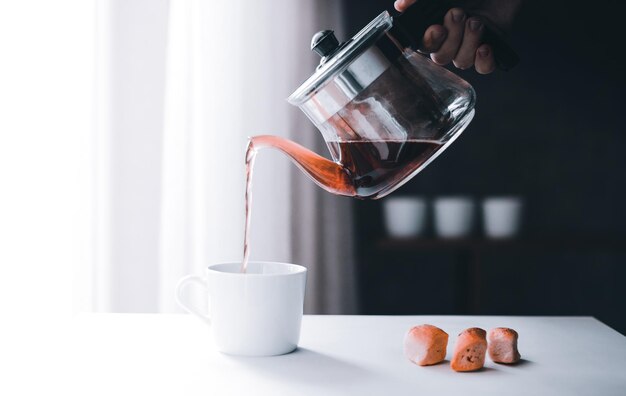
[
  {"x1": 240, "y1": 135, "x2": 443, "y2": 273},
  {"x1": 241, "y1": 140, "x2": 257, "y2": 273},
  {"x1": 327, "y1": 140, "x2": 443, "y2": 199}
]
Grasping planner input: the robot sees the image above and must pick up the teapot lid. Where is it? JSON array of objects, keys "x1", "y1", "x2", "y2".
[{"x1": 287, "y1": 11, "x2": 393, "y2": 106}]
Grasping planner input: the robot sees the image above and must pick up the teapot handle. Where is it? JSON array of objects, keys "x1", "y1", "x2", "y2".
[{"x1": 393, "y1": 0, "x2": 519, "y2": 71}]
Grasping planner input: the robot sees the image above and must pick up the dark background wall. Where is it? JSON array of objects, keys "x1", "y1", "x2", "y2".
[{"x1": 339, "y1": 0, "x2": 626, "y2": 333}]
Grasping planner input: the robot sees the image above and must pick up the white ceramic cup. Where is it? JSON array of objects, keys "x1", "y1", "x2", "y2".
[
  {"x1": 383, "y1": 197, "x2": 427, "y2": 238},
  {"x1": 433, "y1": 197, "x2": 475, "y2": 238},
  {"x1": 176, "y1": 261, "x2": 307, "y2": 357},
  {"x1": 482, "y1": 197, "x2": 523, "y2": 239}
]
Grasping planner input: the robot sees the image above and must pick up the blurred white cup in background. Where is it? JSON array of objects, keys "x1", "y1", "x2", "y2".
[
  {"x1": 433, "y1": 197, "x2": 475, "y2": 238},
  {"x1": 383, "y1": 197, "x2": 427, "y2": 238},
  {"x1": 482, "y1": 197, "x2": 523, "y2": 239}
]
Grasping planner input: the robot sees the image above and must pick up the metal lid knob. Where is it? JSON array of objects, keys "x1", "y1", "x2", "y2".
[{"x1": 311, "y1": 30, "x2": 340, "y2": 58}]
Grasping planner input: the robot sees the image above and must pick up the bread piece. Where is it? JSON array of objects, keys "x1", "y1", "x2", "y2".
[
  {"x1": 403, "y1": 324, "x2": 449, "y2": 366},
  {"x1": 450, "y1": 327, "x2": 487, "y2": 372},
  {"x1": 488, "y1": 327, "x2": 521, "y2": 364}
]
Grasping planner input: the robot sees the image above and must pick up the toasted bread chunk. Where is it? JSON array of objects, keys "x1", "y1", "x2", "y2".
[
  {"x1": 403, "y1": 324, "x2": 449, "y2": 366},
  {"x1": 450, "y1": 327, "x2": 487, "y2": 372},
  {"x1": 488, "y1": 327, "x2": 521, "y2": 364}
]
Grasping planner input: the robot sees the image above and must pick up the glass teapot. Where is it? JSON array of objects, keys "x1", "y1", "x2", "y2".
[{"x1": 250, "y1": 0, "x2": 517, "y2": 199}]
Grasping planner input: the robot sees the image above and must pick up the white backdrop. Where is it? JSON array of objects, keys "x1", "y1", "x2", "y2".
[
  {"x1": 0, "y1": 0, "x2": 94, "y2": 386},
  {"x1": 93, "y1": 0, "x2": 357, "y2": 313},
  {"x1": 0, "y1": 1, "x2": 356, "y2": 390},
  {"x1": 158, "y1": 0, "x2": 306, "y2": 312}
]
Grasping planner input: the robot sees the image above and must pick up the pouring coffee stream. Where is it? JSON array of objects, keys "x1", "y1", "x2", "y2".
[{"x1": 240, "y1": 1, "x2": 518, "y2": 272}]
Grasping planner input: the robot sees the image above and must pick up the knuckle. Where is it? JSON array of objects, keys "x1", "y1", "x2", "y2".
[
  {"x1": 466, "y1": 18, "x2": 484, "y2": 36},
  {"x1": 453, "y1": 60, "x2": 473, "y2": 70},
  {"x1": 432, "y1": 46, "x2": 458, "y2": 65},
  {"x1": 431, "y1": 53, "x2": 451, "y2": 65},
  {"x1": 479, "y1": 64, "x2": 496, "y2": 74},
  {"x1": 447, "y1": 8, "x2": 465, "y2": 24}
]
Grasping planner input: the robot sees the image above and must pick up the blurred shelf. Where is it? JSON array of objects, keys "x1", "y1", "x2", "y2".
[
  {"x1": 369, "y1": 236, "x2": 626, "y2": 314},
  {"x1": 376, "y1": 237, "x2": 626, "y2": 252}
]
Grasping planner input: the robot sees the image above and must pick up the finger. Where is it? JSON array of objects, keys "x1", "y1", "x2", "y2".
[
  {"x1": 431, "y1": 8, "x2": 466, "y2": 66},
  {"x1": 420, "y1": 25, "x2": 447, "y2": 53},
  {"x1": 474, "y1": 44, "x2": 496, "y2": 74},
  {"x1": 453, "y1": 18, "x2": 484, "y2": 70},
  {"x1": 394, "y1": 0, "x2": 416, "y2": 12}
]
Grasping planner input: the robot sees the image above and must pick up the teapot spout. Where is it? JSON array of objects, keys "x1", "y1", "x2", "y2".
[{"x1": 248, "y1": 135, "x2": 355, "y2": 197}]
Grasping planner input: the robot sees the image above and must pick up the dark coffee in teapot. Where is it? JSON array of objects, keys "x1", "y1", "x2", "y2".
[{"x1": 327, "y1": 139, "x2": 442, "y2": 199}]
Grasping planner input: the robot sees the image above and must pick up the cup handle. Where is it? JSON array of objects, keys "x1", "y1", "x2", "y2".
[{"x1": 175, "y1": 275, "x2": 211, "y2": 325}]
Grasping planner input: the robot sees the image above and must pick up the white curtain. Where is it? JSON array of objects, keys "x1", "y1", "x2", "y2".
[
  {"x1": 94, "y1": 0, "x2": 169, "y2": 312},
  {"x1": 94, "y1": 0, "x2": 357, "y2": 314}
]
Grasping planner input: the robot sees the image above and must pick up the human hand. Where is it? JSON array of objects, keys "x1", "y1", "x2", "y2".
[{"x1": 394, "y1": 0, "x2": 521, "y2": 74}]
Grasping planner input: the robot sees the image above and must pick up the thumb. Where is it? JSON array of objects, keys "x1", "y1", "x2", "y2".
[{"x1": 394, "y1": 0, "x2": 417, "y2": 12}]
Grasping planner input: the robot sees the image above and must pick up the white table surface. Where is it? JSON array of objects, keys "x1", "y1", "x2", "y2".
[{"x1": 34, "y1": 314, "x2": 626, "y2": 395}]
